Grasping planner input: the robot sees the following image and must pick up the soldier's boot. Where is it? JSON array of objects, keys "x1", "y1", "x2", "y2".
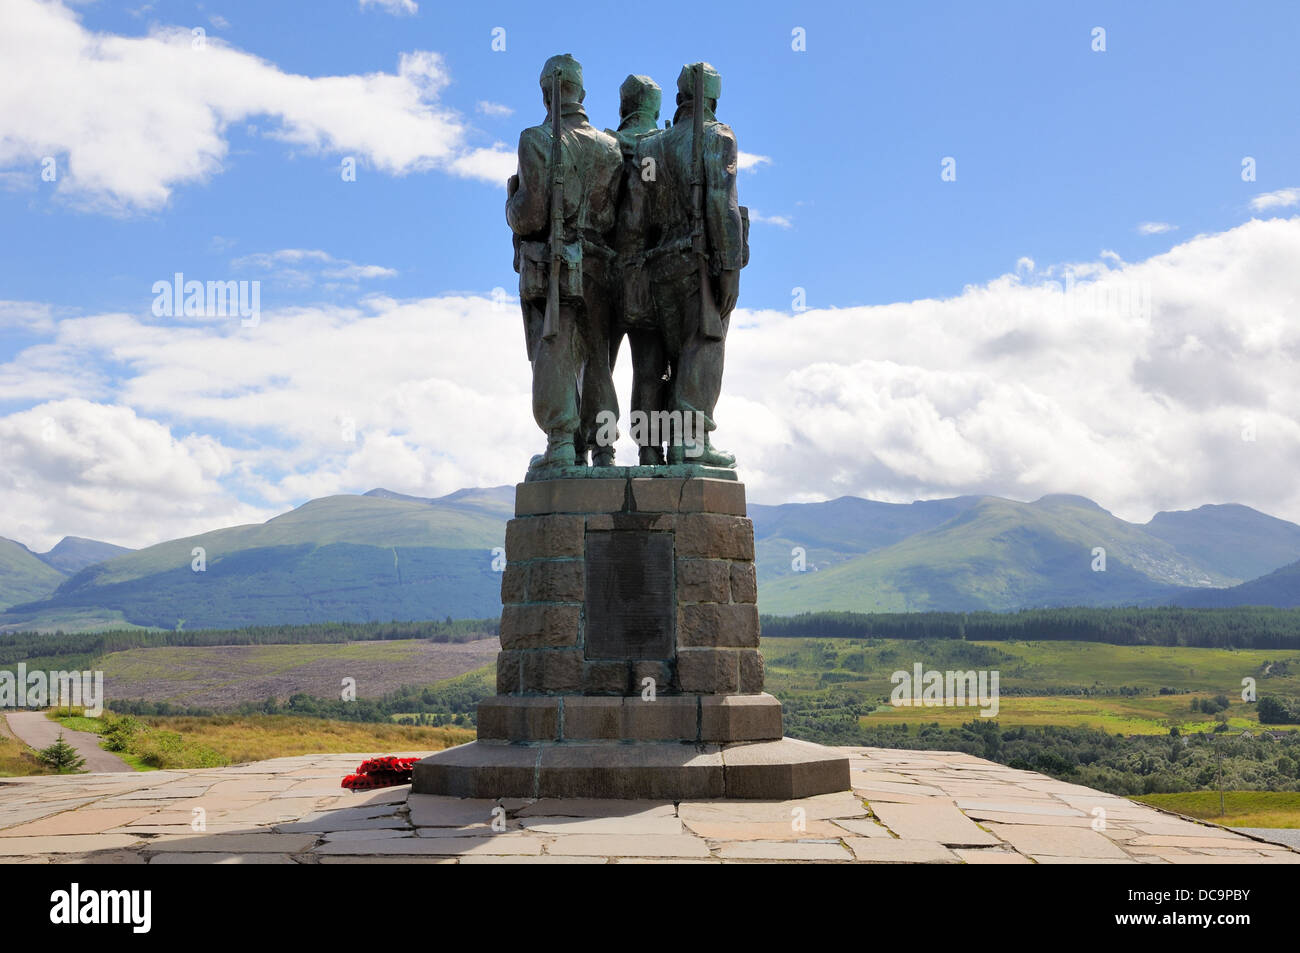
[
  {"x1": 529, "y1": 432, "x2": 577, "y2": 471},
  {"x1": 639, "y1": 445, "x2": 665, "y2": 466},
  {"x1": 591, "y1": 446, "x2": 615, "y2": 467},
  {"x1": 668, "y1": 433, "x2": 736, "y2": 468}
]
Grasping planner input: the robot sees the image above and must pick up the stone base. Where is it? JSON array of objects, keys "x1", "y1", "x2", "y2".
[
  {"x1": 410, "y1": 737, "x2": 850, "y2": 800},
  {"x1": 477, "y1": 692, "x2": 784, "y2": 743}
]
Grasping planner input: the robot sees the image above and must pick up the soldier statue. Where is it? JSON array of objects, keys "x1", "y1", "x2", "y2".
[
  {"x1": 627, "y1": 62, "x2": 747, "y2": 467},
  {"x1": 605, "y1": 74, "x2": 671, "y2": 465},
  {"x1": 506, "y1": 54, "x2": 623, "y2": 470},
  {"x1": 507, "y1": 57, "x2": 746, "y2": 472}
]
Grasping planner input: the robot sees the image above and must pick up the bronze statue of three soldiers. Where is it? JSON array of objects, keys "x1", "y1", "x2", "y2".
[{"x1": 506, "y1": 54, "x2": 748, "y2": 473}]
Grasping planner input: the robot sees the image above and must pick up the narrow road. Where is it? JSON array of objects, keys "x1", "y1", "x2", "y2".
[{"x1": 3, "y1": 712, "x2": 133, "y2": 773}]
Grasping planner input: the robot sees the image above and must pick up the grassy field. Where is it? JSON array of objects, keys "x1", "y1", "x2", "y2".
[
  {"x1": 1135, "y1": 791, "x2": 1300, "y2": 827},
  {"x1": 764, "y1": 636, "x2": 1300, "y2": 734},
  {"x1": 132, "y1": 714, "x2": 474, "y2": 764},
  {"x1": 858, "y1": 694, "x2": 1300, "y2": 734},
  {"x1": 0, "y1": 733, "x2": 53, "y2": 777},
  {"x1": 93, "y1": 637, "x2": 498, "y2": 708},
  {"x1": 47, "y1": 708, "x2": 474, "y2": 770},
  {"x1": 764, "y1": 637, "x2": 1300, "y2": 700}
]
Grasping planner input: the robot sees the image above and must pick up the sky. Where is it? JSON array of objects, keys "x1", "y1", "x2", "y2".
[{"x1": 1, "y1": 0, "x2": 1298, "y2": 551}]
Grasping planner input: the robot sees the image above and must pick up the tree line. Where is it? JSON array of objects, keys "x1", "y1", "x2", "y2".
[
  {"x1": 0, "y1": 617, "x2": 499, "y2": 666},
  {"x1": 760, "y1": 606, "x2": 1300, "y2": 648}
]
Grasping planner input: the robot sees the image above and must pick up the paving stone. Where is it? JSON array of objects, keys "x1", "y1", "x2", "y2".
[
  {"x1": 143, "y1": 833, "x2": 319, "y2": 853},
  {"x1": 985, "y1": 823, "x2": 1131, "y2": 859},
  {"x1": 714, "y1": 840, "x2": 851, "y2": 861},
  {"x1": 963, "y1": 810, "x2": 1098, "y2": 828},
  {"x1": 1126, "y1": 835, "x2": 1286, "y2": 850},
  {"x1": 316, "y1": 835, "x2": 544, "y2": 856},
  {"x1": 1032, "y1": 856, "x2": 1136, "y2": 864},
  {"x1": 513, "y1": 798, "x2": 676, "y2": 818},
  {"x1": 2, "y1": 747, "x2": 1289, "y2": 866},
  {"x1": 855, "y1": 788, "x2": 936, "y2": 805},
  {"x1": 518, "y1": 815, "x2": 683, "y2": 835},
  {"x1": 678, "y1": 791, "x2": 868, "y2": 824},
  {"x1": 0, "y1": 807, "x2": 153, "y2": 836},
  {"x1": 955, "y1": 848, "x2": 1031, "y2": 864},
  {"x1": 956, "y1": 799, "x2": 1084, "y2": 816},
  {"x1": 459, "y1": 854, "x2": 608, "y2": 864},
  {"x1": 844, "y1": 838, "x2": 960, "y2": 863},
  {"x1": 0, "y1": 834, "x2": 144, "y2": 854},
  {"x1": 408, "y1": 796, "x2": 506, "y2": 828},
  {"x1": 150, "y1": 852, "x2": 298, "y2": 864},
  {"x1": 869, "y1": 801, "x2": 999, "y2": 846},
  {"x1": 278, "y1": 815, "x2": 408, "y2": 833},
  {"x1": 683, "y1": 819, "x2": 844, "y2": 841},
  {"x1": 831, "y1": 818, "x2": 894, "y2": 838},
  {"x1": 322, "y1": 829, "x2": 414, "y2": 842},
  {"x1": 546, "y1": 834, "x2": 711, "y2": 858}
]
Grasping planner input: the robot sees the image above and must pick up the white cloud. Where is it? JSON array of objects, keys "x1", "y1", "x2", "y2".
[
  {"x1": 0, "y1": 0, "x2": 502, "y2": 212},
  {"x1": 1250, "y1": 187, "x2": 1300, "y2": 211},
  {"x1": 0, "y1": 400, "x2": 276, "y2": 550},
  {"x1": 3, "y1": 217, "x2": 1300, "y2": 550},
  {"x1": 448, "y1": 143, "x2": 515, "y2": 187},
  {"x1": 738, "y1": 152, "x2": 771, "y2": 172},
  {"x1": 360, "y1": 0, "x2": 418, "y2": 14},
  {"x1": 1137, "y1": 221, "x2": 1177, "y2": 235},
  {"x1": 476, "y1": 101, "x2": 513, "y2": 118},
  {"x1": 748, "y1": 210, "x2": 792, "y2": 228},
  {"x1": 231, "y1": 249, "x2": 397, "y2": 285}
]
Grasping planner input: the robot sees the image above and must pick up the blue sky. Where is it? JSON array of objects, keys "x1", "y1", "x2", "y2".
[
  {"x1": 1, "y1": 0, "x2": 1299, "y2": 549},
  {"x1": 7, "y1": 0, "x2": 1296, "y2": 314}
]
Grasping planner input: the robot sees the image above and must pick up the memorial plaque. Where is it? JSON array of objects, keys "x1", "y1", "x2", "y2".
[{"x1": 584, "y1": 531, "x2": 675, "y2": 659}]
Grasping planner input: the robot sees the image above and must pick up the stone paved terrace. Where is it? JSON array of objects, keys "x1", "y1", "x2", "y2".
[{"x1": 1, "y1": 746, "x2": 1297, "y2": 864}]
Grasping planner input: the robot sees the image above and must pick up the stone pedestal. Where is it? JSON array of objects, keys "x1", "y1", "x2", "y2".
[{"x1": 411, "y1": 473, "x2": 850, "y2": 799}]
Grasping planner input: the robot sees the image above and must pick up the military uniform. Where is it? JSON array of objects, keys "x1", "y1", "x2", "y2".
[
  {"x1": 506, "y1": 55, "x2": 624, "y2": 468},
  {"x1": 605, "y1": 75, "x2": 671, "y2": 465},
  {"x1": 627, "y1": 63, "x2": 747, "y2": 466}
]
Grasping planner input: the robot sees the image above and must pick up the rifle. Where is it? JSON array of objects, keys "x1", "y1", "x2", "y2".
[
  {"x1": 542, "y1": 68, "x2": 563, "y2": 341},
  {"x1": 691, "y1": 64, "x2": 724, "y2": 341}
]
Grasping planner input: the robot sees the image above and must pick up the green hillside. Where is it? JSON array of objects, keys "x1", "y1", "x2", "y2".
[
  {"x1": 748, "y1": 495, "x2": 982, "y2": 582},
  {"x1": 6, "y1": 484, "x2": 1300, "y2": 630},
  {"x1": 1144, "y1": 503, "x2": 1300, "y2": 582},
  {"x1": 757, "y1": 495, "x2": 1235, "y2": 614},
  {"x1": 0, "y1": 537, "x2": 66, "y2": 609},
  {"x1": 36, "y1": 536, "x2": 133, "y2": 574},
  {"x1": 1174, "y1": 559, "x2": 1300, "y2": 609},
  {"x1": 4, "y1": 493, "x2": 509, "y2": 630}
]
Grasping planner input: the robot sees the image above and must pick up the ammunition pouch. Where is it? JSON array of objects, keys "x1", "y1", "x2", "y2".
[{"x1": 519, "y1": 240, "x2": 583, "y2": 300}]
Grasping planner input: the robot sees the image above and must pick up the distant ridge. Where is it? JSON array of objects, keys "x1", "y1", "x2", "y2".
[
  {"x1": 4, "y1": 487, "x2": 1300, "y2": 631},
  {"x1": 36, "y1": 536, "x2": 134, "y2": 574}
]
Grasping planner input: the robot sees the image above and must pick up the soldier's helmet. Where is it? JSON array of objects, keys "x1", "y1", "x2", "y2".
[
  {"x1": 618, "y1": 74, "x2": 661, "y2": 120},
  {"x1": 540, "y1": 53, "x2": 584, "y2": 106},
  {"x1": 676, "y1": 62, "x2": 721, "y2": 101}
]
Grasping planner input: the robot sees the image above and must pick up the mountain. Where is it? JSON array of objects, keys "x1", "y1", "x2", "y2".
[
  {"x1": 747, "y1": 495, "x2": 983, "y2": 583},
  {"x1": 36, "y1": 536, "x2": 134, "y2": 574},
  {"x1": 0, "y1": 537, "x2": 66, "y2": 610},
  {"x1": 1171, "y1": 559, "x2": 1300, "y2": 608},
  {"x1": 1143, "y1": 504, "x2": 1300, "y2": 582},
  {"x1": 755, "y1": 495, "x2": 1251, "y2": 614},
  {"x1": 3, "y1": 490, "x2": 511, "y2": 631},
  {"x1": 4, "y1": 486, "x2": 1300, "y2": 631}
]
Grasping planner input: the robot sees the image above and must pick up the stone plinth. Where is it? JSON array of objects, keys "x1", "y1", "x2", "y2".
[{"x1": 412, "y1": 474, "x2": 849, "y2": 799}]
